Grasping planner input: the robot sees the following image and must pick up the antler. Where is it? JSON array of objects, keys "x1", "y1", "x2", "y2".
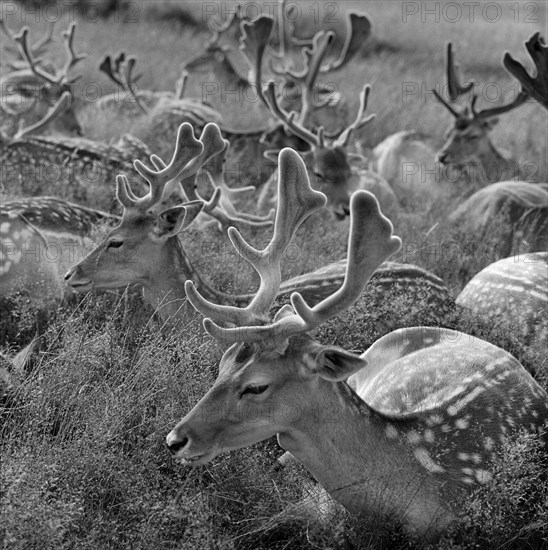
[
  {"x1": 116, "y1": 123, "x2": 203, "y2": 211},
  {"x1": 434, "y1": 41, "x2": 528, "y2": 120},
  {"x1": 188, "y1": 186, "x2": 401, "y2": 345},
  {"x1": 185, "y1": 148, "x2": 326, "y2": 328},
  {"x1": 332, "y1": 84, "x2": 375, "y2": 147},
  {"x1": 13, "y1": 91, "x2": 71, "y2": 139},
  {"x1": 0, "y1": 18, "x2": 55, "y2": 68},
  {"x1": 318, "y1": 12, "x2": 372, "y2": 73},
  {"x1": 504, "y1": 32, "x2": 548, "y2": 110},
  {"x1": 14, "y1": 22, "x2": 85, "y2": 87},
  {"x1": 99, "y1": 52, "x2": 148, "y2": 114}
]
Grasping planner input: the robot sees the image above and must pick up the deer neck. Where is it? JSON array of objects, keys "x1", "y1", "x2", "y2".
[
  {"x1": 277, "y1": 380, "x2": 454, "y2": 537},
  {"x1": 473, "y1": 140, "x2": 519, "y2": 185},
  {"x1": 142, "y1": 237, "x2": 250, "y2": 320}
]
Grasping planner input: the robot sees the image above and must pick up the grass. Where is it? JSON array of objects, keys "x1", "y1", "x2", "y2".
[{"x1": 1, "y1": 1, "x2": 548, "y2": 549}]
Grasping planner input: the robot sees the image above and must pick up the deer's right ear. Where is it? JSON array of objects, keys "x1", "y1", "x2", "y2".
[
  {"x1": 304, "y1": 343, "x2": 367, "y2": 381},
  {"x1": 151, "y1": 206, "x2": 188, "y2": 240}
]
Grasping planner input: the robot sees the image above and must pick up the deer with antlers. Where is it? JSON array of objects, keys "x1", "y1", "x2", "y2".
[
  {"x1": 0, "y1": 22, "x2": 85, "y2": 136},
  {"x1": 1, "y1": 92, "x2": 153, "y2": 212},
  {"x1": 166, "y1": 147, "x2": 548, "y2": 540},
  {"x1": 0, "y1": 196, "x2": 117, "y2": 307},
  {"x1": 239, "y1": 15, "x2": 383, "y2": 218},
  {"x1": 64, "y1": 122, "x2": 277, "y2": 321},
  {"x1": 434, "y1": 43, "x2": 530, "y2": 186}
]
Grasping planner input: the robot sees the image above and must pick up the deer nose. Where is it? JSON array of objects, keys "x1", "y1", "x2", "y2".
[{"x1": 166, "y1": 431, "x2": 189, "y2": 454}]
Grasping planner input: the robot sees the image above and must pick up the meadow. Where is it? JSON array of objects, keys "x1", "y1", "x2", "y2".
[{"x1": 1, "y1": 1, "x2": 547, "y2": 548}]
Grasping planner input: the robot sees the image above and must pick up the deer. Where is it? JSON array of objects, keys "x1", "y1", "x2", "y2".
[
  {"x1": 1, "y1": 195, "x2": 117, "y2": 306},
  {"x1": 63, "y1": 122, "x2": 278, "y2": 322},
  {"x1": 504, "y1": 32, "x2": 548, "y2": 111},
  {"x1": 1, "y1": 92, "x2": 153, "y2": 212},
  {"x1": 96, "y1": 52, "x2": 224, "y2": 129},
  {"x1": 433, "y1": 43, "x2": 530, "y2": 188},
  {"x1": 240, "y1": 15, "x2": 382, "y2": 219},
  {"x1": 457, "y1": 252, "x2": 548, "y2": 351},
  {"x1": 449, "y1": 181, "x2": 548, "y2": 258},
  {"x1": 166, "y1": 148, "x2": 548, "y2": 540},
  {"x1": 0, "y1": 22, "x2": 86, "y2": 137}
]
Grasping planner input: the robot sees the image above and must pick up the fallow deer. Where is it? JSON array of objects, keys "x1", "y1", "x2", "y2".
[
  {"x1": 0, "y1": 22, "x2": 85, "y2": 136},
  {"x1": 166, "y1": 148, "x2": 548, "y2": 540},
  {"x1": 434, "y1": 43, "x2": 530, "y2": 187},
  {"x1": 457, "y1": 251, "x2": 548, "y2": 350},
  {"x1": 449, "y1": 181, "x2": 548, "y2": 257},
  {"x1": 1, "y1": 92, "x2": 153, "y2": 212},
  {"x1": 1, "y1": 195, "x2": 117, "y2": 305}
]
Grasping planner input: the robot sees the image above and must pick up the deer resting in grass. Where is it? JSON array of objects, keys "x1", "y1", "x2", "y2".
[
  {"x1": 1, "y1": 196, "x2": 117, "y2": 305},
  {"x1": 434, "y1": 43, "x2": 530, "y2": 187},
  {"x1": 166, "y1": 148, "x2": 548, "y2": 540},
  {"x1": 457, "y1": 252, "x2": 548, "y2": 350}
]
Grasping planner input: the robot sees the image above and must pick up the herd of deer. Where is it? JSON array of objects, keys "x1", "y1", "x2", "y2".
[{"x1": 1, "y1": 3, "x2": 547, "y2": 542}]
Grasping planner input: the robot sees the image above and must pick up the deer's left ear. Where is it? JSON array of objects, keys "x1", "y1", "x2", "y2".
[{"x1": 305, "y1": 343, "x2": 367, "y2": 381}]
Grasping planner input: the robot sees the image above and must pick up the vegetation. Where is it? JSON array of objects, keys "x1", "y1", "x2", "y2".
[{"x1": 1, "y1": 2, "x2": 547, "y2": 549}]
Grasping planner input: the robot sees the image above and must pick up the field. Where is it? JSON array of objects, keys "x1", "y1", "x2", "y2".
[{"x1": 1, "y1": 1, "x2": 548, "y2": 549}]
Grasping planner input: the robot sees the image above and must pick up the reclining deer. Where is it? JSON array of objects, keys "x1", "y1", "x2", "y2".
[
  {"x1": 166, "y1": 147, "x2": 548, "y2": 540},
  {"x1": 434, "y1": 43, "x2": 530, "y2": 187}
]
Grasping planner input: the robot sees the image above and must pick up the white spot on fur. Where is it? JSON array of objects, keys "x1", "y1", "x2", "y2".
[{"x1": 413, "y1": 447, "x2": 445, "y2": 473}]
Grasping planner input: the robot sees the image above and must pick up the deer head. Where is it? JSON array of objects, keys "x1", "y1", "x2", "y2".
[
  {"x1": 434, "y1": 43, "x2": 528, "y2": 173},
  {"x1": 64, "y1": 122, "x2": 270, "y2": 318}
]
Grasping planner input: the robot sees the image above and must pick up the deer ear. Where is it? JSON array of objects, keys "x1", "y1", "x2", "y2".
[
  {"x1": 151, "y1": 206, "x2": 188, "y2": 240},
  {"x1": 305, "y1": 344, "x2": 367, "y2": 381}
]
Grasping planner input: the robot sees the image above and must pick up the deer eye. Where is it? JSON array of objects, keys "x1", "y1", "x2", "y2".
[
  {"x1": 240, "y1": 384, "x2": 269, "y2": 397},
  {"x1": 107, "y1": 240, "x2": 124, "y2": 250}
]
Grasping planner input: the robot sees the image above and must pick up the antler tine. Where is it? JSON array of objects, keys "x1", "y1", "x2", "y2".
[
  {"x1": 178, "y1": 123, "x2": 228, "y2": 201},
  {"x1": 265, "y1": 81, "x2": 321, "y2": 147},
  {"x1": 446, "y1": 43, "x2": 474, "y2": 101},
  {"x1": 123, "y1": 56, "x2": 148, "y2": 114},
  {"x1": 59, "y1": 22, "x2": 87, "y2": 82},
  {"x1": 504, "y1": 32, "x2": 548, "y2": 110},
  {"x1": 116, "y1": 175, "x2": 138, "y2": 209},
  {"x1": 132, "y1": 123, "x2": 203, "y2": 208},
  {"x1": 174, "y1": 69, "x2": 188, "y2": 99},
  {"x1": 333, "y1": 84, "x2": 375, "y2": 148},
  {"x1": 14, "y1": 90, "x2": 71, "y2": 139},
  {"x1": 472, "y1": 90, "x2": 529, "y2": 121},
  {"x1": 320, "y1": 13, "x2": 372, "y2": 73},
  {"x1": 240, "y1": 15, "x2": 275, "y2": 107},
  {"x1": 185, "y1": 148, "x2": 326, "y2": 329},
  {"x1": 98, "y1": 55, "x2": 124, "y2": 87},
  {"x1": 13, "y1": 26, "x2": 58, "y2": 85},
  {"x1": 432, "y1": 88, "x2": 460, "y2": 118}
]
